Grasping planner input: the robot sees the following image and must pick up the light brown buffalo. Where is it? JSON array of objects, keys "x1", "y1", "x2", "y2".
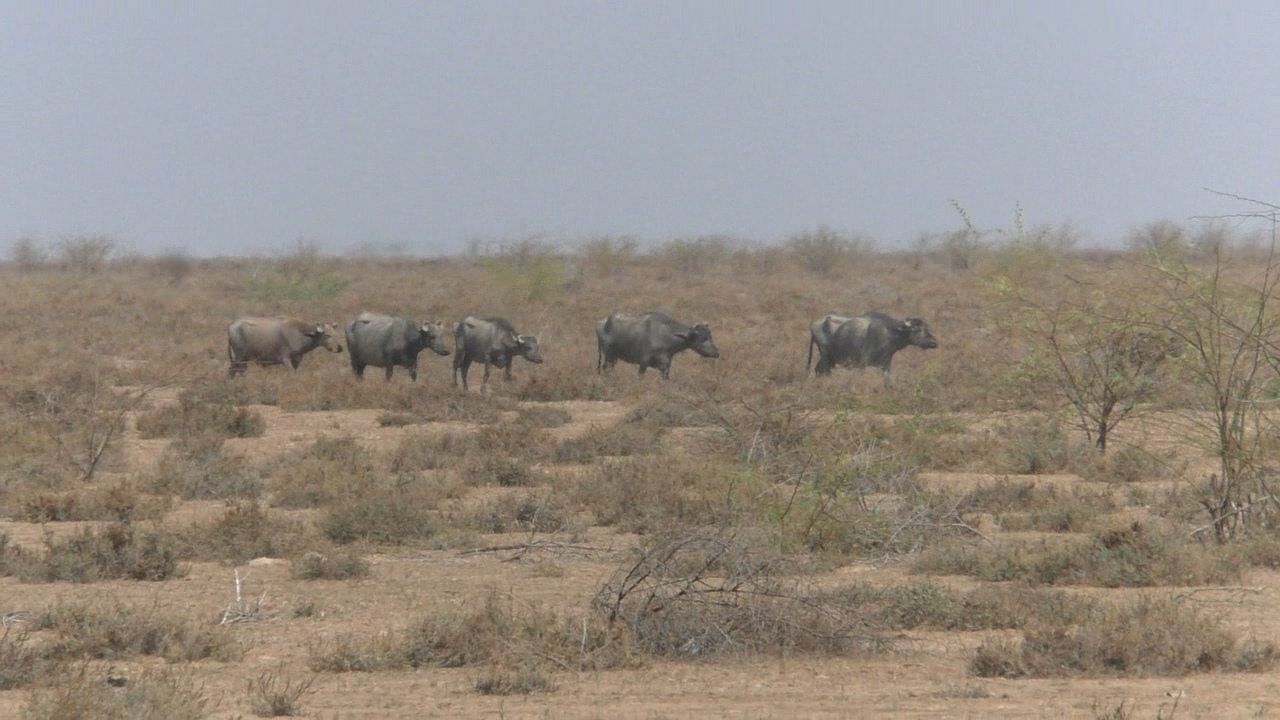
[{"x1": 226, "y1": 316, "x2": 343, "y2": 377}]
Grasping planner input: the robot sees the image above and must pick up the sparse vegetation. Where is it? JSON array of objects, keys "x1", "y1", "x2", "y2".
[{"x1": 4, "y1": 222, "x2": 1280, "y2": 713}]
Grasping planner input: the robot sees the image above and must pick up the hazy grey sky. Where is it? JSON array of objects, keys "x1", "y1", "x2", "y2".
[{"x1": 4, "y1": 2, "x2": 1277, "y2": 256}]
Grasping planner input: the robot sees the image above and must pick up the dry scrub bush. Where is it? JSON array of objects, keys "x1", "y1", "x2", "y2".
[
  {"x1": 268, "y1": 436, "x2": 379, "y2": 509},
  {"x1": 957, "y1": 479, "x2": 1116, "y2": 534},
  {"x1": 553, "y1": 422, "x2": 662, "y2": 463},
  {"x1": 152, "y1": 432, "x2": 263, "y2": 500},
  {"x1": 389, "y1": 424, "x2": 554, "y2": 488},
  {"x1": 0, "y1": 628, "x2": 54, "y2": 691},
  {"x1": 8, "y1": 235, "x2": 48, "y2": 272},
  {"x1": 320, "y1": 484, "x2": 439, "y2": 546},
  {"x1": 785, "y1": 226, "x2": 875, "y2": 276},
  {"x1": 135, "y1": 387, "x2": 265, "y2": 439},
  {"x1": 815, "y1": 581, "x2": 1052, "y2": 632},
  {"x1": 290, "y1": 551, "x2": 370, "y2": 580},
  {"x1": 183, "y1": 502, "x2": 314, "y2": 565},
  {"x1": 514, "y1": 366, "x2": 616, "y2": 402},
  {"x1": 21, "y1": 666, "x2": 210, "y2": 720},
  {"x1": 246, "y1": 669, "x2": 317, "y2": 716},
  {"x1": 566, "y1": 456, "x2": 751, "y2": 534},
  {"x1": 2, "y1": 523, "x2": 186, "y2": 583},
  {"x1": 5, "y1": 357, "x2": 164, "y2": 484},
  {"x1": 17, "y1": 479, "x2": 170, "y2": 523},
  {"x1": 309, "y1": 591, "x2": 638, "y2": 679},
  {"x1": 473, "y1": 665, "x2": 556, "y2": 695},
  {"x1": 972, "y1": 594, "x2": 1273, "y2": 678},
  {"x1": 576, "y1": 235, "x2": 639, "y2": 279},
  {"x1": 594, "y1": 528, "x2": 890, "y2": 659},
  {"x1": 914, "y1": 520, "x2": 1243, "y2": 587},
  {"x1": 449, "y1": 491, "x2": 577, "y2": 535},
  {"x1": 55, "y1": 234, "x2": 116, "y2": 274},
  {"x1": 33, "y1": 602, "x2": 243, "y2": 662}
]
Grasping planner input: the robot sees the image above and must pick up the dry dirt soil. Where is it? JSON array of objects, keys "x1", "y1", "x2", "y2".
[{"x1": 5, "y1": 391, "x2": 1280, "y2": 719}]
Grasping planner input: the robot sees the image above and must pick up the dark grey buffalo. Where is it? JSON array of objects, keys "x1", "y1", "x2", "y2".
[
  {"x1": 344, "y1": 312, "x2": 451, "y2": 381},
  {"x1": 595, "y1": 312, "x2": 719, "y2": 379},
  {"x1": 452, "y1": 316, "x2": 543, "y2": 391},
  {"x1": 226, "y1": 317, "x2": 343, "y2": 377},
  {"x1": 807, "y1": 311, "x2": 937, "y2": 382}
]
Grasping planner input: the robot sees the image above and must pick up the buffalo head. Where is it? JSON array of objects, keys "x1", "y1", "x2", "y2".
[
  {"x1": 516, "y1": 334, "x2": 544, "y2": 364},
  {"x1": 681, "y1": 322, "x2": 720, "y2": 359},
  {"x1": 900, "y1": 318, "x2": 937, "y2": 350},
  {"x1": 419, "y1": 321, "x2": 452, "y2": 356},
  {"x1": 308, "y1": 324, "x2": 345, "y2": 354}
]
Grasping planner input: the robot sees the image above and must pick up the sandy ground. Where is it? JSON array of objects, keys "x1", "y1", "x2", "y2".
[{"x1": 3, "y1": 397, "x2": 1280, "y2": 718}]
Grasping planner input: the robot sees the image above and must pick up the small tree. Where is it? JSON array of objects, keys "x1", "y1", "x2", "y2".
[
  {"x1": 1003, "y1": 271, "x2": 1169, "y2": 453},
  {"x1": 56, "y1": 234, "x2": 116, "y2": 274},
  {"x1": 1139, "y1": 192, "x2": 1280, "y2": 542},
  {"x1": 1145, "y1": 237, "x2": 1280, "y2": 541},
  {"x1": 9, "y1": 235, "x2": 47, "y2": 272}
]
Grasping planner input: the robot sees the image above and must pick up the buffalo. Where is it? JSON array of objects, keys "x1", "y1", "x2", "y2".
[
  {"x1": 807, "y1": 311, "x2": 937, "y2": 382},
  {"x1": 226, "y1": 317, "x2": 343, "y2": 377},
  {"x1": 596, "y1": 312, "x2": 719, "y2": 379},
  {"x1": 452, "y1": 316, "x2": 543, "y2": 391},
  {"x1": 344, "y1": 312, "x2": 451, "y2": 381}
]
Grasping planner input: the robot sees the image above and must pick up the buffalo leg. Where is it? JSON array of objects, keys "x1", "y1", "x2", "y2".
[
  {"x1": 456, "y1": 356, "x2": 472, "y2": 390},
  {"x1": 351, "y1": 359, "x2": 366, "y2": 379},
  {"x1": 385, "y1": 366, "x2": 395, "y2": 381}
]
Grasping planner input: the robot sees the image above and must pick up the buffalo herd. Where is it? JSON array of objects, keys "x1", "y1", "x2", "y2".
[{"x1": 227, "y1": 310, "x2": 937, "y2": 386}]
